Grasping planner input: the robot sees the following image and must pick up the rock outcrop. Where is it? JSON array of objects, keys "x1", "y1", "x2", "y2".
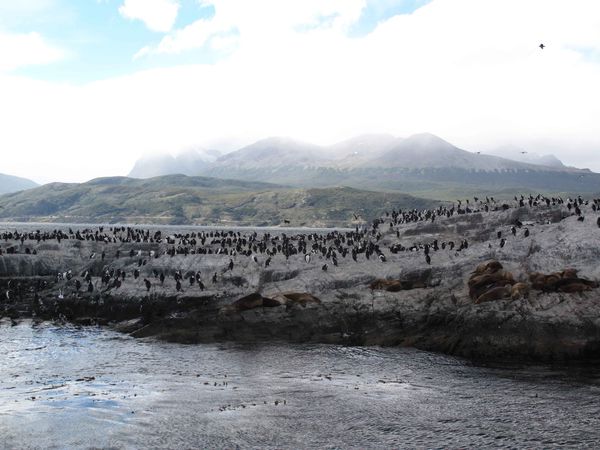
[{"x1": 1, "y1": 198, "x2": 600, "y2": 362}]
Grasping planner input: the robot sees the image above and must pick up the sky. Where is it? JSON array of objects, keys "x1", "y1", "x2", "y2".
[{"x1": 1, "y1": 0, "x2": 600, "y2": 184}]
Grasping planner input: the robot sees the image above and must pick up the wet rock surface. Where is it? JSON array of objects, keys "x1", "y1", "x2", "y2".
[{"x1": 1, "y1": 197, "x2": 600, "y2": 362}]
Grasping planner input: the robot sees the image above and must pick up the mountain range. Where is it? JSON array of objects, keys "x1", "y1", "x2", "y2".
[
  {"x1": 127, "y1": 133, "x2": 598, "y2": 198},
  {"x1": 0, "y1": 173, "x2": 38, "y2": 195}
]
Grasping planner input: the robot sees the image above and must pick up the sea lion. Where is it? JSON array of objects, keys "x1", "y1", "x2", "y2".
[
  {"x1": 529, "y1": 270, "x2": 598, "y2": 292},
  {"x1": 369, "y1": 278, "x2": 426, "y2": 292},
  {"x1": 511, "y1": 282, "x2": 530, "y2": 300},
  {"x1": 471, "y1": 260, "x2": 503, "y2": 276},
  {"x1": 221, "y1": 292, "x2": 281, "y2": 314},
  {"x1": 554, "y1": 277, "x2": 598, "y2": 290},
  {"x1": 528, "y1": 272, "x2": 545, "y2": 289},
  {"x1": 271, "y1": 292, "x2": 321, "y2": 308},
  {"x1": 469, "y1": 270, "x2": 514, "y2": 290},
  {"x1": 557, "y1": 282, "x2": 592, "y2": 293},
  {"x1": 369, "y1": 279, "x2": 403, "y2": 291},
  {"x1": 475, "y1": 285, "x2": 512, "y2": 304},
  {"x1": 529, "y1": 272, "x2": 560, "y2": 291},
  {"x1": 560, "y1": 268, "x2": 578, "y2": 279}
]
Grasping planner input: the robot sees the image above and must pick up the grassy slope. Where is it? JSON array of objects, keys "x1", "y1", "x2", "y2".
[{"x1": 0, "y1": 175, "x2": 440, "y2": 226}]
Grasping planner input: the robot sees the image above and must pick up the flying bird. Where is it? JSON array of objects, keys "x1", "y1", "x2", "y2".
[{"x1": 539, "y1": 43, "x2": 545, "y2": 49}]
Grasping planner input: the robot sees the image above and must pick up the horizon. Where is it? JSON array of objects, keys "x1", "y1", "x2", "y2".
[{"x1": 1, "y1": 0, "x2": 600, "y2": 184}]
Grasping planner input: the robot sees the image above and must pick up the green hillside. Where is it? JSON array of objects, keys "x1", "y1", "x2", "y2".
[{"x1": 0, "y1": 175, "x2": 440, "y2": 226}]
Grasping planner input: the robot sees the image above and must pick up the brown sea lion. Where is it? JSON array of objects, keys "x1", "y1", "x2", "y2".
[
  {"x1": 529, "y1": 270, "x2": 598, "y2": 292},
  {"x1": 285, "y1": 292, "x2": 321, "y2": 306},
  {"x1": 270, "y1": 292, "x2": 322, "y2": 308},
  {"x1": 555, "y1": 277, "x2": 598, "y2": 290},
  {"x1": 529, "y1": 272, "x2": 547, "y2": 290},
  {"x1": 468, "y1": 271, "x2": 515, "y2": 300},
  {"x1": 369, "y1": 279, "x2": 404, "y2": 291},
  {"x1": 475, "y1": 285, "x2": 512, "y2": 304},
  {"x1": 469, "y1": 270, "x2": 514, "y2": 288},
  {"x1": 220, "y1": 292, "x2": 282, "y2": 314},
  {"x1": 560, "y1": 268, "x2": 578, "y2": 279},
  {"x1": 557, "y1": 283, "x2": 592, "y2": 293},
  {"x1": 472, "y1": 260, "x2": 503, "y2": 276},
  {"x1": 511, "y1": 282, "x2": 530, "y2": 300}
]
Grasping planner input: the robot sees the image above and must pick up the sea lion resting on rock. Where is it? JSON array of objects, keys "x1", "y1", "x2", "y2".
[
  {"x1": 369, "y1": 278, "x2": 426, "y2": 292},
  {"x1": 511, "y1": 282, "x2": 530, "y2": 300},
  {"x1": 529, "y1": 270, "x2": 598, "y2": 293},
  {"x1": 475, "y1": 285, "x2": 512, "y2": 304},
  {"x1": 468, "y1": 270, "x2": 515, "y2": 301},
  {"x1": 468, "y1": 260, "x2": 517, "y2": 303},
  {"x1": 220, "y1": 292, "x2": 282, "y2": 314},
  {"x1": 471, "y1": 260, "x2": 504, "y2": 276},
  {"x1": 270, "y1": 292, "x2": 321, "y2": 308},
  {"x1": 221, "y1": 292, "x2": 321, "y2": 314}
]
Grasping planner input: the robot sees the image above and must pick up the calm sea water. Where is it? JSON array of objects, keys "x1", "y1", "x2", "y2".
[{"x1": 1, "y1": 322, "x2": 599, "y2": 449}]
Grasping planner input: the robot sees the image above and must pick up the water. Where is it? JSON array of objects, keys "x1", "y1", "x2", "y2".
[{"x1": 1, "y1": 322, "x2": 600, "y2": 449}]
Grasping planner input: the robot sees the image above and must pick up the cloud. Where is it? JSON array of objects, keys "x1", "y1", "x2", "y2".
[
  {"x1": 137, "y1": 0, "x2": 365, "y2": 56},
  {"x1": 2, "y1": 0, "x2": 600, "y2": 183},
  {"x1": 0, "y1": 31, "x2": 65, "y2": 72},
  {"x1": 119, "y1": 0, "x2": 180, "y2": 33}
]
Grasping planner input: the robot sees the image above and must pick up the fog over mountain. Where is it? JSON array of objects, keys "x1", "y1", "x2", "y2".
[
  {"x1": 215, "y1": 137, "x2": 327, "y2": 169},
  {"x1": 0, "y1": 173, "x2": 38, "y2": 195},
  {"x1": 129, "y1": 148, "x2": 221, "y2": 179},
  {"x1": 487, "y1": 145, "x2": 566, "y2": 168},
  {"x1": 123, "y1": 133, "x2": 597, "y2": 199},
  {"x1": 129, "y1": 132, "x2": 582, "y2": 176}
]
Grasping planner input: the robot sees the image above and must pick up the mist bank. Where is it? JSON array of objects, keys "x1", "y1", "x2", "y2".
[{"x1": 128, "y1": 134, "x2": 600, "y2": 198}]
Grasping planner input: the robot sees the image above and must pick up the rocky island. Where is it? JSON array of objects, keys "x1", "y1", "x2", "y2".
[{"x1": 1, "y1": 194, "x2": 599, "y2": 362}]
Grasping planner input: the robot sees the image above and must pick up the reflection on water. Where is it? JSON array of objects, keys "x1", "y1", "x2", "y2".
[{"x1": 1, "y1": 322, "x2": 600, "y2": 449}]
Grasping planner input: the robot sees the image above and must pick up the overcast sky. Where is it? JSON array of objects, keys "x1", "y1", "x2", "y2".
[{"x1": 1, "y1": 0, "x2": 599, "y2": 184}]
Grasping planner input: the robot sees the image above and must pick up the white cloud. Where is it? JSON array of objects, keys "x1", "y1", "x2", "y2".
[
  {"x1": 137, "y1": 0, "x2": 365, "y2": 56},
  {"x1": 0, "y1": 31, "x2": 65, "y2": 72},
  {"x1": 119, "y1": 0, "x2": 180, "y2": 33},
  {"x1": 2, "y1": 0, "x2": 600, "y2": 183}
]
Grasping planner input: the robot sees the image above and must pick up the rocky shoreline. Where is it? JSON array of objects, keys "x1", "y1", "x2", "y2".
[{"x1": 1, "y1": 198, "x2": 600, "y2": 362}]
